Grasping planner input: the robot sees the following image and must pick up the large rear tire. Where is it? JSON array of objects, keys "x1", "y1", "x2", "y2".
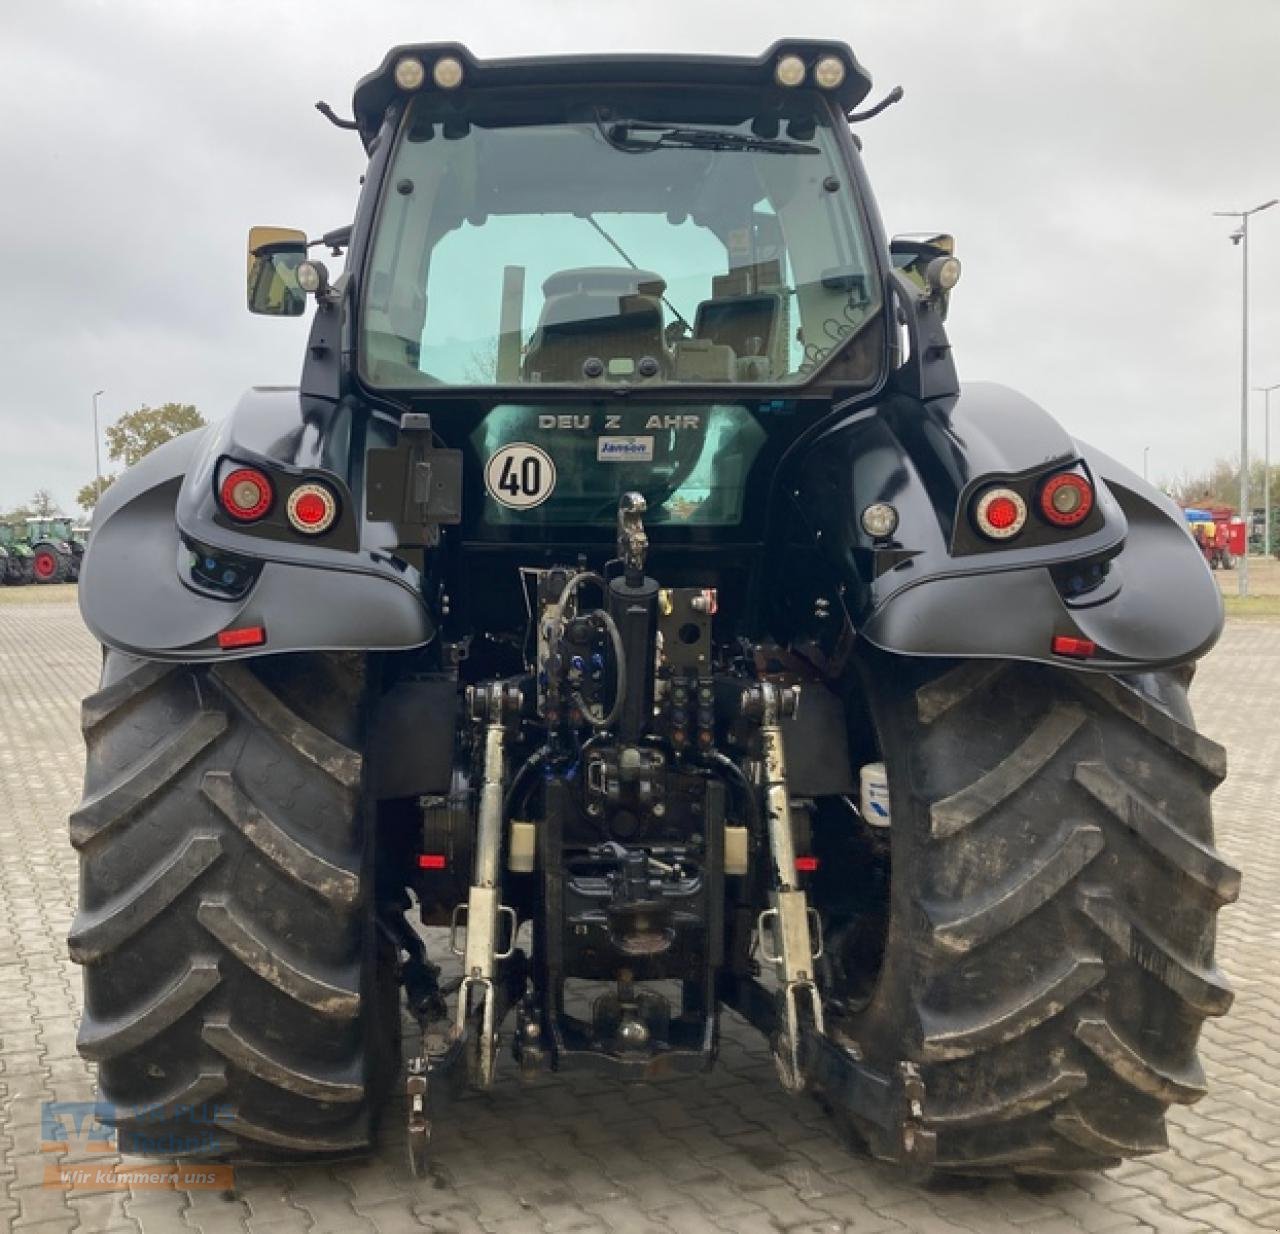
[
  {"x1": 825, "y1": 655, "x2": 1239, "y2": 1175},
  {"x1": 70, "y1": 650, "x2": 398, "y2": 1158},
  {"x1": 32, "y1": 543, "x2": 70, "y2": 583}
]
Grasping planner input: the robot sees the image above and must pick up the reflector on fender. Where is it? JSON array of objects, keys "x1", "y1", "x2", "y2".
[
  {"x1": 1051, "y1": 635, "x2": 1097, "y2": 659},
  {"x1": 795, "y1": 856, "x2": 819, "y2": 873},
  {"x1": 217, "y1": 625, "x2": 266, "y2": 649},
  {"x1": 418, "y1": 853, "x2": 447, "y2": 870}
]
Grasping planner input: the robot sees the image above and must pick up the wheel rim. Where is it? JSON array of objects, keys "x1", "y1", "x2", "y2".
[{"x1": 33, "y1": 551, "x2": 57, "y2": 578}]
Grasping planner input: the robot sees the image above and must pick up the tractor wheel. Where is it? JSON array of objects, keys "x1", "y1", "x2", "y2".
[
  {"x1": 32, "y1": 544, "x2": 69, "y2": 583},
  {"x1": 824, "y1": 654, "x2": 1238, "y2": 1176},
  {"x1": 69, "y1": 650, "x2": 399, "y2": 1158}
]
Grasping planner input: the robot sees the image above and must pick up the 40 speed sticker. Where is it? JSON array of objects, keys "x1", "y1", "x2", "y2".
[{"x1": 484, "y1": 442, "x2": 556, "y2": 510}]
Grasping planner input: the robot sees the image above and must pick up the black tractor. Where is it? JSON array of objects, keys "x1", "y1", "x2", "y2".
[{"x1": 71, "y1": 41, "x2": 1237, "y2": 1177}]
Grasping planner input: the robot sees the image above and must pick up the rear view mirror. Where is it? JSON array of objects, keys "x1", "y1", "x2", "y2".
[{"x1": 247, "y1": 226, "x2": 308, "y2": 316}]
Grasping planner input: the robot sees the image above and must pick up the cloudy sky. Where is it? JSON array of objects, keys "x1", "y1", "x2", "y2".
[{"x1": 2, "y1": 0, "x2": 1277, "y2": 514}]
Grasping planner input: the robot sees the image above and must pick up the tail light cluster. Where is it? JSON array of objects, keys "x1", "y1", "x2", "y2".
[
  {"x1": 972, "y1": 468, "x2": 1095, "y2": 543},
  {"x1": 217, "y1": 464, "x2": 338, "y2": 536},
  {"x1": 1039, "y1": 472, "x2": 1094, "y2": 527},
  {"x1": 219, "y1": 467, "x2": 273, "y2": 522},
  {"x1": 286, "y1": 483, "x2": 338, "y2": 536}
]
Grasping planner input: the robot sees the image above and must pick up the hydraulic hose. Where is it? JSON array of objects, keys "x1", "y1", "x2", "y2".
[
  {"x1": 573, "y1": 607, "x2": 627, "y2": 730},
  {"x1": 701, "y1": 750, "x2": 763, "y2": 848},
  {"x1": 555, "y1": 572, "x2": 627, "y2": 731}
]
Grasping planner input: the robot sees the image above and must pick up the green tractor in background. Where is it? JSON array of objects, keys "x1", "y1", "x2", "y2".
[
  {"x1": 25, "y1": 517, "x2": 79, "y2": 584},
  {"x1": 0, "y1": 524, "x2": 35, "y2": 585}
]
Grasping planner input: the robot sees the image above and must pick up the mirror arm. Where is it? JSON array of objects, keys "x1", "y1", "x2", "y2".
[
  {"x1": 315, "y1": 101, "x2": 359, "y2": 131},
  {"x1": 847, "y1": 86, "x2": 904, "y2": 124},
  {"x1": 313, "y1": 224, "x2": 353, "y2": 257}
]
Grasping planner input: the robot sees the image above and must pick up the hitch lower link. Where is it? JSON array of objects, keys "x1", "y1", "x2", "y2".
[
  {"x1": 744, "y1": 683, "x2": 825, "y2": 1090},
  {"x1": 740, "y1": 682, "x2": 936, "y2": 1169},
  {"x1": 407, "y1": 681, "x2": 521, "y2": 1177}
]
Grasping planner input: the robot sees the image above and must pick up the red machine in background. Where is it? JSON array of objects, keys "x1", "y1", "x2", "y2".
[{"x1": 1183, "y1": 504, "x2": 1247, "y2": 569}]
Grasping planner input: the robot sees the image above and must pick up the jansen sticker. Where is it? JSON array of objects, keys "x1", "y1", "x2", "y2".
[
  {"x1": 485, "y1": 443, "x2": 556, "y2": 509},
  {"x1": 596, "y1": 435, "x2": 655, "y2": 463}
]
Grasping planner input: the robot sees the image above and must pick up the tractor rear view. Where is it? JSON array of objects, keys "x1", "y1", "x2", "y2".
[{"x1": 69, "y1": 41, "x2": 1237, "y2": 1180}]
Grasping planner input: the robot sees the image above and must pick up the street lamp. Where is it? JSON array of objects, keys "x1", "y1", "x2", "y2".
[
  {"x1": 91, "y1": 390, "x2": 105, "y2": 502},
  {"x1": 1214, "y1": 198, "x2": 1278, "y2": 598},
  {"x1": 1257, "y1": 382, "x2": 1280, "y2": 559}
]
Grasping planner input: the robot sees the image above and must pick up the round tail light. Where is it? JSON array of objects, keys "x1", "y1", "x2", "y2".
[
  {"x1": 286, "y1": 482, "x2": 338, "y2": 535},
  {"x1": 973, "y1": 487, "x2": 1028, "y2": 540},
  {"x1": 1040, "y1": 472, "x2": 1095, "y2": 527},
  {"x1": 219, "y1": 467, "x2": 273, "y2": 522}
]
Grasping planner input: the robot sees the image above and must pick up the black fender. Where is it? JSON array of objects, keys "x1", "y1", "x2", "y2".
[
  {"x1": 78, "y1": 389, "x2": 433, "y2": 662},
  {"x1": 790, "y1": 382, "x2": 1221, "y2": 671}
]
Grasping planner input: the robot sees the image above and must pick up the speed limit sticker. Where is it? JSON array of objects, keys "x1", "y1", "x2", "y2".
[{"x1": 484, "y1": 443, "x2": 556, "y2": 510}]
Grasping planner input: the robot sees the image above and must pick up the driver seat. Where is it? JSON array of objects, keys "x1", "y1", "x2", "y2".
[{"x1": 524, "y1": 267, "x2": 667, "y2": 382}]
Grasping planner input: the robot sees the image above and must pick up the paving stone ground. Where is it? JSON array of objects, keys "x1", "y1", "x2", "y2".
[{"x1": 1, "y1": 596, "x2": 1277, "y2": 1233}]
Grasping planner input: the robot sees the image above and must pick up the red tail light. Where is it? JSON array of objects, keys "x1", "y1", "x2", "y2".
[
  {"x1": 973, "y1": 487, "x2": 1027, "y2": 540},
  {"x1": 1040, "y1": 472, "x2": 1095, "y2": 527},
  {"x1": 286, "y1": 482, "x2": 338, "y2": 535},
  {"x1": 1051, "y1": 635, "x2": 1097, "y2": 659},
  {"x1": 217, "y1": 625, "x2": 266, "y2": 649},
  {"x1": 219, "y1": 467, "x2": 273, "y2": 522}
]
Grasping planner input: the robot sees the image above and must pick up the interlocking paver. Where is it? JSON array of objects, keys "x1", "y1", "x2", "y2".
[{"x1": 3, "y1": 598, "x2": 1280, "y2": 1234}]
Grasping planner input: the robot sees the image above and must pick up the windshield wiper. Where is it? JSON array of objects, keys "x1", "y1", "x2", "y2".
[{"x1": 600, "y1": 117, "x2": 818, "y2": 156}]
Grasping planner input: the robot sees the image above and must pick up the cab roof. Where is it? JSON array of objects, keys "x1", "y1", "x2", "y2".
[{"x1": 351, "y1": 40, "x2": 873, "y2": 150}]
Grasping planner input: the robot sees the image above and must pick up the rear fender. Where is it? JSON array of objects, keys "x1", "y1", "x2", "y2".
[
  {"x1": 790, "y1": 383, "x2": 1220, "y2": 671},
  {"x1": 78, "y1": 393, "x2": 433, "y2": 662}
]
